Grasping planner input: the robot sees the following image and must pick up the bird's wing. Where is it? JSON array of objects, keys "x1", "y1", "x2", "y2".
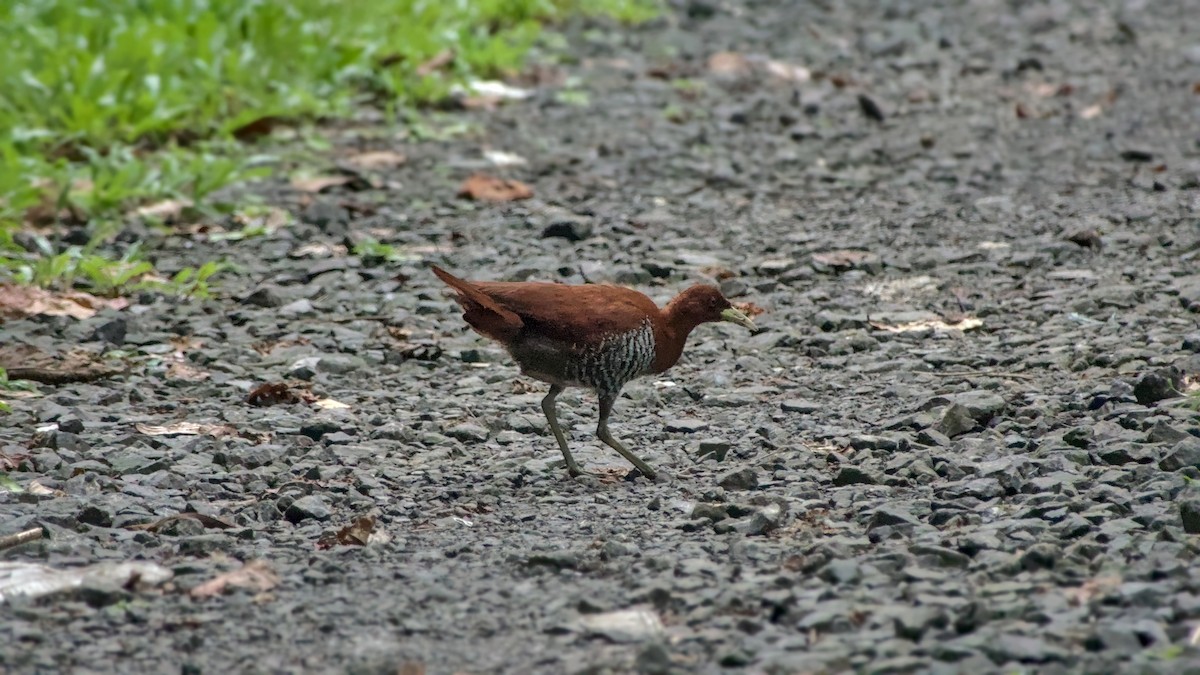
[{"x1": 472, "y1": 282, "x2": 660, "y2": 348}]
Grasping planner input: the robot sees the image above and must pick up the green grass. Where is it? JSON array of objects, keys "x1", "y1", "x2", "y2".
[{"x1": 0, "y1": 0, "x2": 658, "y2": 292}]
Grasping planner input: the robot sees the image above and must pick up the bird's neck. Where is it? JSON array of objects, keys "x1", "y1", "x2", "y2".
[{"x1": 652, "y1": 305, "x2": 704, "y2": 372}]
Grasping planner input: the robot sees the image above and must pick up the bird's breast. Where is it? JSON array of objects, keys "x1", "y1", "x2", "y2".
[{"x1": 509, "y1": 320, "x2": 656, "y2": 396}]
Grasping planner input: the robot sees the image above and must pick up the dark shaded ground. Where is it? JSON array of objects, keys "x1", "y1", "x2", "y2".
[{"x1": 4, "y1": 0, "x2": 1200, "y2": 673}]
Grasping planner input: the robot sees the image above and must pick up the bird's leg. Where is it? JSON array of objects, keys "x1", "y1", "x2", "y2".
[
  {"x1": 541, "y1": 384, "x2": 591, "y2": 478},
  {"x1": 596, "y1": 394, "x2": 658, "y2": 480}
]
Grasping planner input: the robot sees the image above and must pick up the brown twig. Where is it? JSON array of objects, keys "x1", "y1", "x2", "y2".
[{"x1": 0, "y1": 527, "x2": 45, "y2": 552}]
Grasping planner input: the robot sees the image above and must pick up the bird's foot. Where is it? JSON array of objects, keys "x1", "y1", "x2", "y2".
[{"x1": 566, "y1": 463, "x2": 598, "y2": 479}]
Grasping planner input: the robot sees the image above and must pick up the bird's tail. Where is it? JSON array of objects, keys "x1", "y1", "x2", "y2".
[{"x1": 430, "y1": 265, "x2": 524, "y2": 341}]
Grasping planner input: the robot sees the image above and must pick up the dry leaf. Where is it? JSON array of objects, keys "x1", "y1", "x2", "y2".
[
  {"x1": 734, "y1": 301, "x2": 766, "y2": 318},
  {"x1": 317, "y1": 516, "x2": 376, "y2": 549},
  {"x1": 483, "y1": 150, "x2": 527, "y2": 167},
  {"x1": 811, "y1": 250, "x2": 877, "y2": 269},
  {"x1": 166, "y1": 361, "x2": 209, "y2": 382},
  {"x1": 0, "y1": 344, "x2": 122, "y2": 384},
  {"x1": 232, "y1": 115, "x2": 288, "y2": 141},
  {"x1": 289, "y1": 242, "x2": 348, "y2": 259},
  {"x1": 290, "y1": 175, "x2": 352, "y2": 193},
  {"x1": 415, "y1": 49, "x2": 455, "y2": 77},
  {"x1": 127, "y1": 512, "x2": 236, "y2": 532},
  {"x1": 134, "y1": 198, "x2": 192, "y2": 222},
  {"x1": 344, "y1": 150, "x2": 407, "y2": 171},
  {"x1": 246, "y1": 382, "x2": 304, "y2": 407},
  {"x1": 1064, "y1": 575, "x2": 1122, "y2": 607},
  {"x1": 190, "y1": 560, "x2": 279, "y2": 599},
  {"x1": 458, "y1": 174, "x2": 533, "y2": 202},
  {"x1": 0, "y1": 285, "x2": 128, "y2": 321},
  {"x1": 708, "y1": 51, "x2": 753, "y2": 77},
  {"x1": 869, "y1": 317, "x2": 983, "y2": 334},
  {"x1": 313, "y1": 398, "x2": 350, "y2": 410},
  {"x1": 1079, "y1": 104, "x2": 1104, "y2": 119},
  {"x1": 134, "y1": 422, "x2": 237, "y2": 438},
  {"x1": 135, "y1": 422, "x2": 204, "y2": 436},
  {"x1": 763, "y1": 59, "x2": 811, "y2": 83}
]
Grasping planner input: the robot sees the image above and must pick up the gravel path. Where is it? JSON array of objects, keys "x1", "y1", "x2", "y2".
[{"x1": 4, "y1": 1, "x2": 1200, "y2": 673}]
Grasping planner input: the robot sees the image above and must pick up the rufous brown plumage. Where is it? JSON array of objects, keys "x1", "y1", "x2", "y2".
[{"x1": 431, "y1": 265, "x2": 756, "y2": 480}]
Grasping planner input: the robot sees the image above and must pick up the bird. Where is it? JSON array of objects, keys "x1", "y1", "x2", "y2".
[{"x1": 430, "y1": 264, "x2": 757, "y2": 480}]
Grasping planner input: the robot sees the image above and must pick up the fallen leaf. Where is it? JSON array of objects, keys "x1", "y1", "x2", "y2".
[
  {"x1": 458, "y1": 174, "x2": 533, "y2": 202},
  {"x1": 0, "y1": 285, "x2": 128, "y2": 321},
  {"x1": 734, "y1": 301, "x2": 766, "y2": 318},
  {"x1": 246, "y1": 382, "x2": 304, "y2": 407},
  {"x1": 0, "y1": 474, "x2": 23, "y2": 493},
  {"x1": 343, "y1": 150, "x2": 407, "y2": 171},
  {"x1": 1015, "y1": 102, "x2": 1033, "y2": 118},
  {"x1": 398, "y1": 664, "x2": 426, "y2": 675},
  {"x1": 0, "y1": 560, "x2": 172, "y2": 602},
  {"x1": 451, "y1": 80, "x2": 531, "y2": 100},
  {"x1": 166, "y1": 361, "x2": 209, "y2": 382},
  {"x1": 134, "y1": 198, "x2": 192, "y2": 222},
  {"x1": 1079, "y1": 104, "x2": 1104, "y2": 119},
  {"x1": 26, "y1": 480, "x2": 58, "y2": 496},
  {"x1": 483, "y1": 150, "x2": 527, "y2": 167},
  {"x1": 707, "y1": 51, "x2": 753, "y2": 77},
  {"x1": 0, "y1": 345, "x2": 122, "y2": 385},
  {"x1": 190, "y1": 560, "x2": 278, "y2": 599},
  {"x1": 232, "y1": 115, "x2": 288, "y2": 141},
  {"x1": 135, "y1": 422, "x2": 204, "y2": 436},
  {"x1": 313, "y1": 398, "x2": 351, "y2": 410},
  {"x1": 414, "y1": 49, "x2": 455, "y2": 77},
  {"x1": 289, "y1": 242, "x2": 348, "y2": 259},
  {"x1": 869, "y1": 317, "x2": 983, "y2": 334},
  {"x1": 127, "y1": 512, "x2": 236, "y2": 532},
  {"x1": 763, "y1": 59, "x2": 811, "y2": 83},
  {"x1": 811, "y1": 250, "x2": 877, "y2": 270},
  {"x1": 290, "y1": 175, "x2": 352, "y2": 193},
  {"x1": 317, "y1": 516, "x2": 376, "y2": 549},
  {"x1": 1064, "y1": 575, "x2": 1122, "y2": 607},
  {"x1": 134, "y1": 422, "x2": 237, "y2": 437}
]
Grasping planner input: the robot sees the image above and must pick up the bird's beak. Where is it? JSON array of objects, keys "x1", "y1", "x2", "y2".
[{"x1": 720, "y1": 307, "x2": 757, "y2": 331}]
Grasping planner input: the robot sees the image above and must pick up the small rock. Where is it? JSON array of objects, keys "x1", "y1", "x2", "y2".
[
  {"x1": 91, "y1": 319, "x2": 127, "y2": 345},
  {"x1": 781, "y1": 399, "x2": 820, "y2": 413},
  {"x1": 300, "y1": 421, "x2": 343, "y2": 440},
  {"x1": 57, "y1": 415, "x2": 85, "y2": 434},
  {"x1": 717, "y1": 467, "x2": 758, "y2": 491},
  {"x1": 280, "y1": 299, "x2": 316, "y2": 317},
  {"x1": 665, "y1": 419, "x2": 709, "y2": 433},
  {"x1": 922, "y1": 391, "x2": 1005, "y2": 421},
  {"x1": 285, "y1": 495, "x2": 332, "y2": 523},
  {"x1": 241, "y1": 286, "x2": 283, "y2": 308},
  {"x1": 936, "y1": 404, "x2": 977, "y2": 437},
  {"x1": 696, "y1": 439, "x2": 731, "y2": 461},
  {"x1": 1180, "y1": 500, "x2": 1200, "y2": 534},
  {"x1": 540, "y1": 216, "x2": 592, "y2": 242},
  {"x1": 833, "y1": 466, "x2": 877, "y2": 486},
  {"x1": 736, "y1": 502, "x2": 783, "y2": 535},
  {"x1": 446, "y1": 423, "x2": 489, "y2": 443},
  {"x1": 634, "y1": 642, "x2": 673, "y2": 675},
  {"x1": 302, "y1": 201, "x2": 349, "y2": 232},
  {"x1": 1134, "y1": 368, "x2": 1183, "y2": 405},
  {"x1": 756, "y1": 258, "x2": 796, "y2": 276},
  {"x1": 77, "y1": 505, "x2": 113, "y2": 528},
  {"x1": 1159, "y1": 439, "x2": 1200, "y2": 472},
  {"x1": 577, "y1": 607, "x2": 664, "y2": 643},
  {"x1": 893, "y1": 606, "x2": 947, "y2": 641},
  {"x1": 1182, "y1": 333, "x2": 1200, "y2": 353},
  {"x1": 526, "y1": 551, "x2": 581, "y2": 569},
  {"x1": 317, "y1": 354, "x2": 366, "y2": 374},
  {"x1": 819, "y1": 559, "x2": 860, "y2": 585}
]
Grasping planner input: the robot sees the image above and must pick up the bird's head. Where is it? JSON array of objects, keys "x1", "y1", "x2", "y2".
[{"x1": 669, "y1": 285, "x2": 757, "y2": 331}]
